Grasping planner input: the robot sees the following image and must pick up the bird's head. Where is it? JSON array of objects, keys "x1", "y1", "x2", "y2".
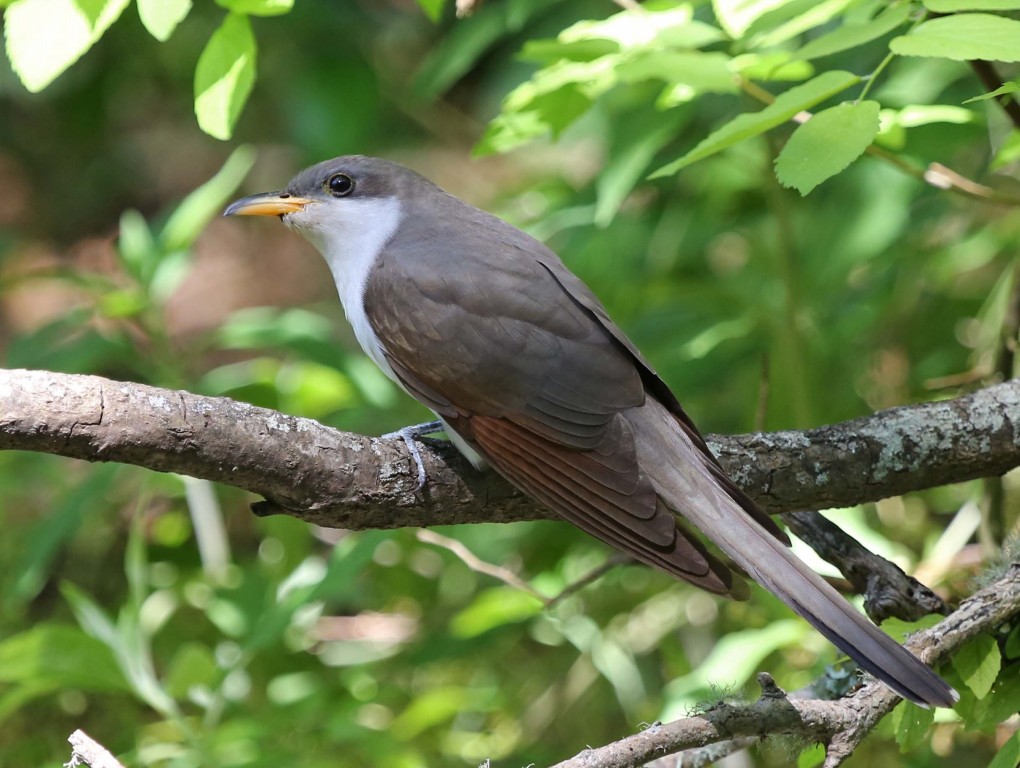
[{"x1": 224, "y1": 155, "x2": 414, "y2": 257}]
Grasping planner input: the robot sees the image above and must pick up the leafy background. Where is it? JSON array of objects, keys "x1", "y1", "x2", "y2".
[{"x1": 0, "y1": 0, "x2": 1019, "y2": 766}]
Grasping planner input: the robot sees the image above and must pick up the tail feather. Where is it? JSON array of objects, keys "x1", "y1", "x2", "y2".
[{"x1": 629, "y1": 400, "x2": 958, "y2": 708}]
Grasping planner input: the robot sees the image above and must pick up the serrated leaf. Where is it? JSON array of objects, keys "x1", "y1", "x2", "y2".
[
  {"x1": 4, "y1": 0, "x2": 130, "y2": 92},
  {"x1": 416, "y1": 0, "x2": 445, "y2": 22},
  {"x1": 653, "y1": 70, "x2": 859, "y2": 177},
  {"x1": 989, "y1": 731, "x2": 1020, "y2": 768},
  {"x1": 891, "y1": 700, "x2": 935, "y2": 752},
  {"x1": 953, "y1": 633, "x2": 1001, "y2": 698},
  {"x1": 775, "y1": 100, "x2": 880, "y2": 194},
  {"x1": 925, "y1": 0, "x2": 1020, "y2": 10},
  {"x1": 137, "y1": 0, "x2": 191, "y2": 41},
  {"x1": 795, "y1": 4, "x2": 911, "y2": 61},
  {"x1": 194, "y1": 13, "x2": 257, "y2": 140},
  {"x1": 890, "y1": 14, "x2": 1020, "y2": 62},
  {"x1": 215, "y1": 0, "x2": 292, "y2": 15}
]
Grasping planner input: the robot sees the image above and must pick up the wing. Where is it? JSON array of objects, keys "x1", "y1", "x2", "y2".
[{"x1": 363, "y1": 198, "x2": 778, "y2": 595}]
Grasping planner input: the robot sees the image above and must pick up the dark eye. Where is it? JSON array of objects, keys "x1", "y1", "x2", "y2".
[{"x1": 326, "y1": 173, "x2": 355, "y2": 197}]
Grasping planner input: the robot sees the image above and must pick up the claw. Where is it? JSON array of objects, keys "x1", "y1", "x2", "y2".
[{"x1": 382, "y1": 420, "x2": 445, "y2": 491}]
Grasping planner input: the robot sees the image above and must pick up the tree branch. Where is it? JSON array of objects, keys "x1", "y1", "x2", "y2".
[
  {"x1": 1, "y1": 370, "x2": 1018, "y2": 530},
  {"x1": 550, "y1": 564, "x2": 1020, "y2": 768}
]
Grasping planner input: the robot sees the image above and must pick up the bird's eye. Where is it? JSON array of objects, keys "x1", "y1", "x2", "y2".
[{"x1": 325, "y1": 173, "x2": 355, "y2": 197}]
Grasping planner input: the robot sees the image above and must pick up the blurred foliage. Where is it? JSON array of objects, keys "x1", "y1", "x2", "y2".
[{"x1": 1, "y1": 0, "x2": 1019, "y2": 766}]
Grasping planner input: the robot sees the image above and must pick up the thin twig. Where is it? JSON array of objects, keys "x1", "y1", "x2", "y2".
[
  {"x1": 66, "y1": 730, "x2": 126, "y2": 768},
  {"x1": 550, "y1": 565, "x2": 1020, "y2": 768},
  {"x1": 546, "y1": 553, "x2": 632, "y2": 608},
  {"x1": 416, "y1": 529, "x2": 546, "y2": 601}
]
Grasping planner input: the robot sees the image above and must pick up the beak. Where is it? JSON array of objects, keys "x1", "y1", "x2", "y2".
[{"x1": 223, "y1": 191, "x2": 313, "y2": 217}]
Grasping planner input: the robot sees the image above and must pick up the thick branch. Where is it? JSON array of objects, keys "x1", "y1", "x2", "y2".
[
  {"x1": 550, "y1": 564, "x2": 1020, "y2": 768},
  {"x1": 0, "y1": 369, "x2": 1018, "y2": 530}
]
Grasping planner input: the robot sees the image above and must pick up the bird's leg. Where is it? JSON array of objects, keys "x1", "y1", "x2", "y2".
[{"x1": 382, "y1": 420, "x2": 445, "y2": 491}]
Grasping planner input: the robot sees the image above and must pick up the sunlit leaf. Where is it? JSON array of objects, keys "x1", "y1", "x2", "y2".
[
  {"x1": 749, "y1": 0, "x2": 854, "y2": 50},
  {"x1": 450, "y1": 587, "x2": 543, "y2": 638},
  {"x1": 712, "y1": 0, "x2": 788, "y2": 38},
  {"x1": 194, "y1": 13, "x2": 257, "y2": 140},
  {"x1": 775, "y1": 100, "x2": 880, "y2": 195},
  {"x1": 416, "y1": 0, "x2": 444, "y2": 22},
  {"x1": 890, "y1": 14, "x2": 1020, "y2": 62},
  {"x1": 794, "y1": 4, "x2": 911, "y2": 60},
  {"x1": 924, "y1": 0, "x2": 1020, "y2": 10},
  {"x1": 4, "y1": 0, "x2": 130, "y2": 91},
  {"x1": 953, "y1": 633, "x2": 1001, "y2": 698},
  {"x1": 653, "y1": 70, "x2": 859, "y2": 177},
  {"x1": 137, "y1": 0, "x2": 191, "y2": 41},
  {"x1": 215, "y1": 0, "x2": 293, "y2": 15}
]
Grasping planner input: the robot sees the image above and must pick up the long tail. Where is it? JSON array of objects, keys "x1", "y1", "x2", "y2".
[{"x1": 628, "y1": 400, "x2": 958, "y2": 708}]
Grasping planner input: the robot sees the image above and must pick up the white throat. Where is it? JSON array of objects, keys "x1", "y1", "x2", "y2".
[{"x1": 289, "y1": 196, "x2": 403, "y2": 380}]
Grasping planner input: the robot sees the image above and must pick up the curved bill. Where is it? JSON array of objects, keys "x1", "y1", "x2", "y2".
[{"x1": 224, "y1": 192, "x2": 313, "y2": 217}]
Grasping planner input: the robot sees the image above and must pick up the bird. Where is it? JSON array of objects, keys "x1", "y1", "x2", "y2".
[{"x1": 225, "y1": 154, "x2": 957, "y2": 708}]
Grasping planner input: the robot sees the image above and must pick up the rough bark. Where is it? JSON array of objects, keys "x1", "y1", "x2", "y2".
[{"x1": 2, "y1": 369, "x2": 1018, "y2": 531}]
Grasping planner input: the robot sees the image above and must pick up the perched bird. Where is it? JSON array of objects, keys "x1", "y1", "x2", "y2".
[{"x1": 225, "y1": 155, "x2": 957, "y2": 707}]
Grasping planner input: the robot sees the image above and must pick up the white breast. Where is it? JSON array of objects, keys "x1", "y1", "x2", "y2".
[
  {"x1": 287, "y1": 195, "x2": 488, "y2": 470},
  {"x1": 288, "y1": 196, "x2": 402, "y2": 381}
]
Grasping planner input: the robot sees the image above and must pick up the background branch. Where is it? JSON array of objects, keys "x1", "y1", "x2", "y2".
[
  {"x1": 1, "y1": 369, "x2": 1017, "y2": 531},
  {"x1": 551, "y1": 564, "x2": 1020, "y2": 768}
]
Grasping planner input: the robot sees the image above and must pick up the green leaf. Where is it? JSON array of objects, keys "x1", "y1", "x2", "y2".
[
  {"x1": 924, "y1": 0, "x2": 1020, "y2": 10},
  {"x1": 989, "y1": 731, "x2": 1020, "y2": 768},
  {"x1": 215, "y1": 0, "x2": 292, "y2": 15},
  {"x1": 952, "y1": 633, "x2": 1001, "y2": 698},
  {"x1": 652, "y1": 70, "x2": 859, "y2": 177},
  {"x1": 0, "y1": 623, "x2": 128, "y2": 692},
  {"x1": 775, "y1": 100, "x2": 880, "y2": 195},
  {"x1": 160, "y1": 144, "x2": 255, "y2": 251},
  {"x1": 595, "y1": 112, "x2": 685, "y2": 227},
  {"x1": 137, "y1": 0, "x2": 191, "y2": 41},
  {"x1": 965, "y1": 669, "x2": 1020, "y2": 730},
  {"x1": 616, "y1": 50, "x2": 737, "y2": 94},
  {"x1": 964, "y1": 81, "x2": 1020, "y2": 103},
  {"x1": 416, "y1": 0, "x2": 445, "y2": 22},
  {"x1": 794, "y1": 4, "x2": 911, "y2": 61},
  {"x1": 713, "y1": 0, "x2": 789, "y2": 38},
  {"x1": 890, "y1": 14, "x2": 1020, "y2": 62},
  {"x1": 194, "y1": 13, "x2": 257, "y2": 140},
  {"x1": 891, "y1": 700, "x2": 935, "y2": 752},
  {"x1": 3, "y1": 0, "x2": 130, "y2": 92},
  {"x1": 748, "y1": 0, "x2": 855, "y2": 50},
  {"x1": 164, "y1": 642, "x2": 218, "y2": 698},
  {"x1": 450, "y1": 587, "x2": 543, "y2": 638},
  {"x1": 1006, "y1": 624, "x2": 1020, "y2": 659},
  {"x1": 563, "y1": 4, "x2": 724, "y2": 50}
]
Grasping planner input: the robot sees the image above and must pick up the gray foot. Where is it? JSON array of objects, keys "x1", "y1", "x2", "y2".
[{"x1": 382, "y1": 420, "x2": 445, "y2": 491}]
